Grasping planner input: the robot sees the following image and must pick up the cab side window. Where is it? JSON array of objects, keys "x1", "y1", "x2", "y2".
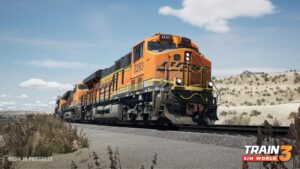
[{"x1": 134, "y1": 43, "x2": 144, "y2": 61}]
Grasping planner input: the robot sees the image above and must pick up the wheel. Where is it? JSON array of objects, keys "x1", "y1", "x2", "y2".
[
  {"x1": 157, "y1": 117, "x2": 172, "y2": 129},
  {"x1": 130, "y1": 114, "x2": 137, "y2": 122},
  {"x1": 142, "y1": 114, "x2": 149, "y2": 123}
]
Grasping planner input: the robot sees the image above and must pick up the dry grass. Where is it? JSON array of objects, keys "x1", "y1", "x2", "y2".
[
  {"x1": 246, "y1": 106, "x2": 300, "y2": 169},
  {"x1": 224, "y1": 115, "x2": 251, "y2": 125},
  {"x1": 72, "y1": 146, "x2": 158, "y2": 169},
  {"x1": 0, "y1": 114, "x2": 88, "y2": 169}
]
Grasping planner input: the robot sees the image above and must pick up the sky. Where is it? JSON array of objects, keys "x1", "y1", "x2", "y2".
[{"x1": 0, "y1": 0, "x2": 299, "y2": 112}]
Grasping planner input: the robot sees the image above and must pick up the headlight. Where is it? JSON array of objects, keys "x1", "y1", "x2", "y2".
[
  {"x1": 208, "y1": 81, "x2": 213, "y2": 88},
  {"x1": 176, "y1": 78, "x2": 183, "y2": 85},
  {"x1": 184, "y1": 51, "x2": 191, "y2": 62}
]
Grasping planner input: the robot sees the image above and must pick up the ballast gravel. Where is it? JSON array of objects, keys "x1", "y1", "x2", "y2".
[{"x1": 74, "y1": 123, "x2": 257, "y2": 149}]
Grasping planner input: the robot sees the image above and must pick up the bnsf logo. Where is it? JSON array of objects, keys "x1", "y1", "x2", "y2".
[{"x1": 156, "y1": 61, "x2": 201, "y2": 71}]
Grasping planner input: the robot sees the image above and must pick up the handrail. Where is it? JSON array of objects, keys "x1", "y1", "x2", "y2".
[{"x1": 212, "y1": 80, "x2": 221, "y2": 105}]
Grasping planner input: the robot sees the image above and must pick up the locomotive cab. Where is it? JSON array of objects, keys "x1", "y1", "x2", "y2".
[{"x1": 130, "y1": 34, "x2": 218, "y2": 126}]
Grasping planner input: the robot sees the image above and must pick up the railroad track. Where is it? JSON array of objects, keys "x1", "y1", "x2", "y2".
[
  {"x1": 73, "y1": 121, "x2": 290, "y2": 138},
  {"x1": 178, "y1": 125, "x2": 290, "y2": 137}
]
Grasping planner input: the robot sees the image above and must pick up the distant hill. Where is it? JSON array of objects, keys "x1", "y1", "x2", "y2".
[
  {"x1": 213, "y1": 70, "x2": 300, "y2": 126},
  {"x1": 214, "y1": 70, "x2": 300, "y2": 106},
  {"x1": 0, "y1": 111, "x2": 50, "y2": 115}
]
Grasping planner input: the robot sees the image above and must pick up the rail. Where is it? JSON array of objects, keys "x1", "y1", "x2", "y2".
[{"x1": 73, "y1": 121, "x2": 290, "y2": 138}]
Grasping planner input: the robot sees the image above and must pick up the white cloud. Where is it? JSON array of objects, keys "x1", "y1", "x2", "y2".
[
  {"x1": 0, "y1": 101, "x2": 16, "y2": 107},
  {"x1": 0, "y1": 36, "x2": 97, "y2": 48},
  {"x1": 48, "y1": 101, "x2": 56, "y2": 105},
  {"x1": 0, "y1": 100, "x2": 54, "y2": 112},
  {"x1": 0, "y1": 94, "x2": 8, "y2": 98},
  {"x1": 16, "y1": 94, "x2": 29, "y2": 98},
  {"x1": 213, "y1": 67, "x2": 286, "y2": 77},
  {"x1": 29, "y1": 59, "x2": 87, "y2": 69},
  {"x1": 20, "y1": 78, "x2": 73, "y2": 90},
  {"x1": 158, "y1": 0, "x2": 276, "y2": 33}
]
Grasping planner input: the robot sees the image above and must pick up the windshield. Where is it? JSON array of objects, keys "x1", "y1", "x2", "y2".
[
  {"x1": 78, "y1": 84, "x2": 88, "y2": 90},
  {"x1": 148, "y1": 41, "x2": 176, "y2": 52},
  {"x1": 178, "y1": 43, "x2": 199, "y2": 52}
]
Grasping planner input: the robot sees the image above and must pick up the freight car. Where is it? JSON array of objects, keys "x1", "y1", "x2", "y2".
[{"x1": 55, "y1": 33, "x2": 219, "y2": 126}]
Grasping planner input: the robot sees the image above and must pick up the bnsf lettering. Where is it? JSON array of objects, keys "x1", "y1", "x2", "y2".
[{"x1": 134, "y1": 62, "x2": 144, "y2": 73}]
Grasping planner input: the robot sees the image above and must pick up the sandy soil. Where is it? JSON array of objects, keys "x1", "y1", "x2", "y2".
[{"x1": 217, "y1": 103, "x2": 300, "y2": 126}]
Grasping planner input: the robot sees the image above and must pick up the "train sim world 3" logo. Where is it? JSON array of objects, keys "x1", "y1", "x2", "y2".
[{"x1": 242, "y1": 145, "x2": 292, "y2": 162}]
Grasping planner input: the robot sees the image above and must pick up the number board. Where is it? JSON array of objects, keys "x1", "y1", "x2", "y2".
[{"x1": 160, "y1": 34, "x2": 172, "y2": 41}]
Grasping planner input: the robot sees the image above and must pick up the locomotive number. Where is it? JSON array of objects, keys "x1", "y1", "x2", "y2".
[{"x1": 134, "y1": 62, "x2": 144, "y2": 73}]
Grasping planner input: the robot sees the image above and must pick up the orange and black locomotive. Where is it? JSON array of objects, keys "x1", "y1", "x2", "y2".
[{"x1": 55, "y1": 33, "x2": 218, "y2": 126}]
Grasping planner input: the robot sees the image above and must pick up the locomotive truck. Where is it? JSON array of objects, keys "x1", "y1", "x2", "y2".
[{"x1": 55, "y1": 33, "x2": 219, "y2": 126}]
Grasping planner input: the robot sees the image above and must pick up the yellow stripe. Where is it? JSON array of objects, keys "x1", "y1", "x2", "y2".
[
  {"x1": 100, "y1": 66, "x2": 131, "y2": 82},
  {"x1": 179, "y1": 93, "x2": 207, "y2": 101}
]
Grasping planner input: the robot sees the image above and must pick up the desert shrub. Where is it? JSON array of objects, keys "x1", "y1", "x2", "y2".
[
  {"x1": 273, "y1": 118, "x2": 281, "y2": 126},
  {"x1": 244, "y1": 101, "x2": 253, "y2": 106},
  {"x1": 0, "y1": 143, "x2": 14, "y2": 169},
  {"x1": 250, "y1": 110, "x2": 261, "y2": 116},
  {"x1": 264, "y1": 77, "x2": 269, "y2": 82},
  {"x1": 294, "y1": 76, "x2": 300, "y2": 84},
  {"x1": 257, "y1": 99, "x2": 262, "y2": 106},
  {"x1": 228, "y1": 110, "x2": 237, "y2": 115},
  {"x1": 297, "y1": 87, "x2": 300, "y2": 94},
  {"x1": 241, "y1": 112, "x2": 248, "y2": 116},
  {"x1": 224, "y1": 115, "x2": 250, "y2": 125},
  {"x1": 229, "y1": 102, "x2": 237, "y2": 106},
  {"x1": 0, "y1": 114, "x2": 88, "y2": 158},
  {"x1": 267, "y1": 114, "x2": 273, "y2": 119},
  {"x1": 288, "y1": 112, "x2": 298, "y2": 120},
  {"x1": 219, "y1": 111, "x2": 228, "y2": 116}
]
